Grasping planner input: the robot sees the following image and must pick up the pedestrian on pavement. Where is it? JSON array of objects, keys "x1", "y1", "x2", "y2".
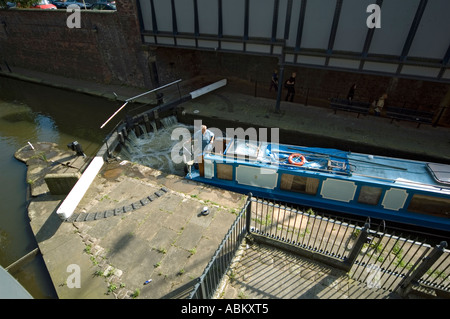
[
  {"x1": 374, "y1": 93, "x2": 387, "y2": 116},
  {"x1": 347, "y1": 83, "x2": 357, "y2": 104},
  {"x1": 284, "y1": 72, "x2": 296, "y2": 102},
  {"x1": 269, "y1": 69, "x2": 279, "y2": 91}
]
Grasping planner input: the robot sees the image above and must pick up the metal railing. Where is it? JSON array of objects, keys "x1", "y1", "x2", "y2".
[
  {"x1": 189, "y1": 195, "x2": 450, "y2": 299},
  {"x1": 188, "y1": 194, "x2": 252, "y2": 299},
  {"x1": 248, "y1": 198, "x2": 366, "y2": 265},
  {"x1": 349, "y1": 227, "x2": 449, "y2": 295}
]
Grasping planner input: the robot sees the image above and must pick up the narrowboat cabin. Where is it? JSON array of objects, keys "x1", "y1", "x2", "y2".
[{"x1": 184, "y1": 137, "x2": 450, "y2": 234}]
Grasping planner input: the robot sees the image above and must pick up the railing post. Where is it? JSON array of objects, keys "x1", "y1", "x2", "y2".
[
  {"x1": 200, "y1": 277, "x2": 207, "y2": 299},
  {"x1": 245, "y1": 193, "x2": 252, "y2": 235},
  {"x1": 275, "y1": 58, "x2": 284, "y2": 113},
  {"x1": 343, "y1": 223, "x2": 370, "y2": 271},
  {"x1": 396, "y1": 241, "x2": 448, "y2": 297}
]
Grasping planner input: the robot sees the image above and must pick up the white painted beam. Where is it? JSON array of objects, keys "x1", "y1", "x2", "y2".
[
  {"x1": 56, "y1": 156, "x2": 104, "y2": 220},
  {"x1": 190, "y1": 79, "x2": 227, "y2": 99}
]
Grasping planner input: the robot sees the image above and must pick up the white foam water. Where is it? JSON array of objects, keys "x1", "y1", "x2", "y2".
[{"x1": 118, "y1": 116, "x2": 193, "y2": 175}]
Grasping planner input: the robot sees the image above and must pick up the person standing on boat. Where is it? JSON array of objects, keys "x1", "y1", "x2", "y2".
[
  {"x1": 284, "y1": 72, "x2": 296, "y2": 102},
  {"x1": 269, "y1": 69, "x2": 279, "y2": 91},
  {"x1": 374, "y1": 93, "x2": 387, "y2": 116},
  {"x1": 193, "y1": 125, "x2": 215, "y2": 154}
]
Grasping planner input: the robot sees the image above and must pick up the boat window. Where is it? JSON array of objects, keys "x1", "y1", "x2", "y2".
[
  {"x1": 216, "y1": 163, "x2": 233, "y2": 180},
  {"x1": 358, "y1": 186, "x2": 382, "y2": 205},
  {"x1": 408, "y1": 194, "x2": 450, "y2": 218},
  {"x1": 280, "y1": 174, "x2": 319, "y2": 195}
]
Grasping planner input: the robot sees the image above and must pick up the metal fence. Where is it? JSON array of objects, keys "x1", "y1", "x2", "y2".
[
  {"x1": 249, "y1": 197, "x2": 366, "y2": 264},
  {"x1": 349, "y1": 227, "x2": 449, "y2": 296},
  {"x1": 188, "y1": 195, "x2": 251, "y2": 299},
  {"x1": 189, "y1": 195, "x2": 450, "y2": 299}
]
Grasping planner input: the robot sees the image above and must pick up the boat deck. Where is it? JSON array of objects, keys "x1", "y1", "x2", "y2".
[
  {"x1": 202, "y1": 138, "x2": 450, "y2": 194},
  {"x1": 216, "y1": 139, "x2": 351, "y2": 175}
]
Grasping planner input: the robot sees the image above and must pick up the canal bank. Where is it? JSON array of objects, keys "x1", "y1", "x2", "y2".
[
  {"x1": 177, "y1": 89, "x2": 450, "y2": 165},
  {"x1": 3, "y1": 66, "x2": 449, "y2": 165}
]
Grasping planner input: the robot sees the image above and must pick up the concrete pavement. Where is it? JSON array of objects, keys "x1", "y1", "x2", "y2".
[
  {"x1": 19, "y1": 144, "x2": 245, "y2": 298},
  {"x1": 218, "y1": 239, "x2": 402, "y2": 299}
]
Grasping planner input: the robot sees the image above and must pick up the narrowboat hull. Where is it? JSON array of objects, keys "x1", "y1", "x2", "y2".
[{"x1": 184, "y1": 138, "x2": 450, "y2": 234}]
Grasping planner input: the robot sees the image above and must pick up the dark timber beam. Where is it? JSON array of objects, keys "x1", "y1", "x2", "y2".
[
  {"x1": 326, "y1": 0, "x2": 343, "y2": 57},
  {"x1": 244, "y1": 0, "x2": 249, "y2": 41},
  {"x1": 170, "y1": 0, "x2": 178, "y2": 35},
  {"x1": 193, "y1": 0, "x2": 199, "y2": 37},
  {"x1": 284, "y1": 0, "x2": 293, "y2": 40},
  {"x1": 218, "y1": 0, "x2": 223, "y2": 38},
  {"x1": 438, "y1": 43, "x2": 450, "y2": 79},
  {"x1": 399, "y1": 0, "x2": 428, "y2": 61},
  {"x1": 360, "y1": 0, "x2": 383, "y2": 69},
  {"x1": 150, "y1": 0, "x2": 158, "y2": 34},
  {"x1": 361, "y1": 0, "x2": 383, "y2": 58},
  {"x1": 443, "y1": 43, "x2": 450, "y2": 66},
  {"x1": 295, "y1": 0, "x2": 307, "y2": 52},
  {"x1": 271, "y1": 0, "x2": 279, "y2": 42}
]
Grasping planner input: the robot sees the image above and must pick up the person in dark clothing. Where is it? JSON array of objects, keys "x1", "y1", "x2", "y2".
[
  {"x1": 269, "y1": 69, "x2": 279, "y2": 91},
  {"x1": 284, "y1": 72, "x2": 296, "y2": 102},
  {"x1": 347, "y1": 83, "x2": 357, "y2": 104}
]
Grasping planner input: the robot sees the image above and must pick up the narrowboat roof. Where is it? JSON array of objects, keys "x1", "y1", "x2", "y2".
[
  {"x1": 204, "y1": 138, "x2": 450, "y2": 193},
  {"x1": 348, "y1": 153, "x2": 450, "y2": 192}
]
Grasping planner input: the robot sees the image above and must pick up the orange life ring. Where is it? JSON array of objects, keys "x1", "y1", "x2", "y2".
[{"x1": 288, "y1": 153, "x2": 306, "y2": 166}]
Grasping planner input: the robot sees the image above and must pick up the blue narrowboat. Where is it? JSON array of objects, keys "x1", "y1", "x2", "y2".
[{"x1": 184, "y1": 137, "x2": 450, "y2": 234}]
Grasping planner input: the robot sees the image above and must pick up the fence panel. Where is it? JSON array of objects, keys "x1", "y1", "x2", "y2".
[
  {"x1": 418, "y1": 248, "x2": 450, "y2": 293},
  {"x1": 248, "y1": 198, "x2": 366, "y2": 262},
  {"x1": 348, "y1": 232, "x2": 431, "y2": 292},
  {"x1": 247, "y1": 197, "x2": 450, "y2": 297}
]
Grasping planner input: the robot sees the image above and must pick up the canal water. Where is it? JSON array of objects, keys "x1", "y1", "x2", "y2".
[
  {"x1": 0, "y1": 76, "x2": 128, "y2": 298},
  {"x1": 117, "y1": 116, "x2": 193, "y2": 176}
]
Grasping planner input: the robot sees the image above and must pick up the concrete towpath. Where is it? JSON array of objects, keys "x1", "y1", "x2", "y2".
[{"x1": 178, "y1": 84, "x2": 450, "y2": 165}]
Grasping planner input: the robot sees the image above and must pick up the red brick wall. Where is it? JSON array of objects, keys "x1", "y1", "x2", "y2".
[
  {"x1": 0, "y1": 2, "x2": 149, "y2": 87},
  {"x1": 151, "y1": 46, "x2": 450, "y2": 126}
]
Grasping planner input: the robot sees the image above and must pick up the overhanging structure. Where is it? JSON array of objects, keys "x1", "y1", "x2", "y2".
[{"x1": 137, "y1": 0, "x2": 450, "y2": 83}]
